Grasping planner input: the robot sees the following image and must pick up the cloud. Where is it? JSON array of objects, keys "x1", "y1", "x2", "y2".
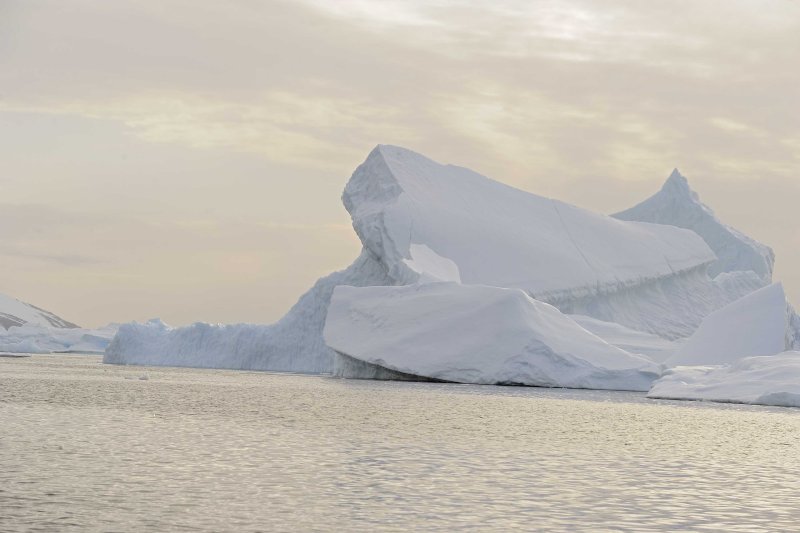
[{"x1": 0, "y1": 93, "x2": 419, "y2": 168}]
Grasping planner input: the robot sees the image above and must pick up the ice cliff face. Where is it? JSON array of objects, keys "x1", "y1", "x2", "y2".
[
  {"x1": 0, "y1": 292, "x2": 79, "y2": 330},
  {"x1": 613, "y1": 169, "x2": 775, "y2": 282},
  {"x1": 554, "y1": 267, "x2": 764, "y2": 340}
]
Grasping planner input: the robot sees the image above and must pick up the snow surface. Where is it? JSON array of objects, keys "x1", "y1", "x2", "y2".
[
  {"x1": 0, "y1": 323, "x2": 118, "y2": 354},
  {"x1": 570, "y1": 315, "x2": 677, "y2": 363},
  {"x1": 614, "y1": 169, "x2": 775, "y2": 281},
  {"x1": 0, "y1": 292, "x2": 79, "y2": 329},
  {"x1": 325, "y1": 283, "x2": 662, "y2": 391},
  {"x1": 665, "y1": 283, "x2": 790, "y2": 367},
  {"x1": 648, "y1": 352, "x2": 800, "y2": 407}
]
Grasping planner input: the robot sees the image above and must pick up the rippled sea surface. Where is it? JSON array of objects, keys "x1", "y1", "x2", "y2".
[{"x1": 2, "y1": 355, "x2": 800, "y2": 532}]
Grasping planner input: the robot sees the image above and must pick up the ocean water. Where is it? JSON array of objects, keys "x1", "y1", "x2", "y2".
[{"x1": 2, "y1": 355, "x2": 799, "y2": 532}]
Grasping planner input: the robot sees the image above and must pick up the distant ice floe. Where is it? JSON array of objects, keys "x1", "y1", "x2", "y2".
[
  {"x1": 0, "y1": 323, "x2": 118, "y2": 354},
  {"x1": 0, "y1": 292, "x2": 116, "y2": 354}
]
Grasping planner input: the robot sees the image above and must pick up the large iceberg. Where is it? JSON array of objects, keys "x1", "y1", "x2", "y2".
[
  {"x1": 614, "y1": 169, "x2": 775, "y2": 281},
  {"x1": 648, "y1": 352, "x2": 800, "y2": 407},
  {"x1": 104, "y1": 146, "x2": 771, "y2": 374},
  {"x1": 324, "y1": 283, "x2": 661, "y2": 391}
]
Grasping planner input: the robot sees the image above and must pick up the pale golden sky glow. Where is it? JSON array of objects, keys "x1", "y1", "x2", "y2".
[{"x1": 1, "y1": 0, "x2": 798, "y2": 327}]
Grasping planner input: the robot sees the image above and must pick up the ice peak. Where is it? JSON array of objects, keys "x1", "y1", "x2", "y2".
[
  {"x1": 372, "y1": 144, "x2": 437, "y2": 170},
  {"x1": 661, "y1": 168, "x2": 693, "y2": 198},
  {"x1": 373, "y1": 143, "x2": 417, "y2": 160},
  {"x1": 614, "y1": 168, "x2": 776, "y2": 282}
]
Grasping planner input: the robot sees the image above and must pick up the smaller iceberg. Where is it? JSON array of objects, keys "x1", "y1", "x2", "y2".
[
  {"x1": 648, "y1": 352, "x2": 800, "y2": 407},
  {"x1": 0, "y1": 323, "x2": 118, "y2": 354},
  {"x1": 664, "y1": 283, "x2": 791, "y2": 367},
  {"x1": 324, "y1": 283, "x2": 661, "y2": 391}
]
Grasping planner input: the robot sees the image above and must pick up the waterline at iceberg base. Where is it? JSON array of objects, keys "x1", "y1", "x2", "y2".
[{"x1": 104, "y1": 145, "x2": 800, "y2": 405}]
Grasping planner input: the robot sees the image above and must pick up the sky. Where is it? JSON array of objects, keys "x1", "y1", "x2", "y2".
[{"x1": 1, "y1": 0, "x2": 798, "y2": 327}]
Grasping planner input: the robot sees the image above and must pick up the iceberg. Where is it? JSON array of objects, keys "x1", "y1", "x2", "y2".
[
  {"x1": 0, "y1": 291, "x2": 116, "y2": 354},
  {"x1": 614, "y1": 169, "x2": 775, "y2": 281},
  {"x1": 648, "y1": 352, "x2": 800, "y2": 407},
  {"x1": 104, "y1": 146, "x2": 775, "y2": 374},
  {"x1": 324, "y1": 283, "x2": 662, "y2": 391},
  {"x1": 665, "y1": 283, "x2": 791, "y2": 367},
  {"x1": 0, "y1": 323, "x2": 118, "y2": 354}
]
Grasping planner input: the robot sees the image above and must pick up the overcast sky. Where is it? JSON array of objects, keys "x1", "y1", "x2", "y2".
[{"x1": 1, "y1": 0, "x2": 798, "y2": 327}]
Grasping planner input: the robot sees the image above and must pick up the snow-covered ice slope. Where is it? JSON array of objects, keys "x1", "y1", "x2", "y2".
[
  {"x1": 104, "y1": 249, "x2": 394, "y2": 372},
  {"x1": 614, "y1": 169, "x2": 775, "y2": 281},
  {"x1": 665, "y1": 283, "x2": 790, "y2": 367},
  {"x1": 346, "y1": 146, "x2": 715, "y2": 298},
  {"x1": 0, "y1": 323, "x2": 118, "y2": 354},
  {"x1": 648, "y1": 352, "x2": 800, "y2": 407},
  {"x1": 0, "y1": 292, "x2": 79, "y2": 329},
  {"x1": 570, "y1": 315, "x2": 677, "y2": 363},
  {"x1": 325, "y1": 283, "x2": 662, "y2": 391}
]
